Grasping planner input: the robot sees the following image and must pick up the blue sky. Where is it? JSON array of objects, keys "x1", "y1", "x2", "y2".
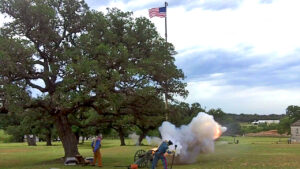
[{"x1": 1, "y1": 0, "x2": 300, "y2": 114}]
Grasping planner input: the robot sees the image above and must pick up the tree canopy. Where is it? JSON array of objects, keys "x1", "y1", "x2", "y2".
[{"x1": 0, "y1": 0, "x2": 187, "y2": 157}]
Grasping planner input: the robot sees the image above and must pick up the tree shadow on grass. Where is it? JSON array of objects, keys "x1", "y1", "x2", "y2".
[{"x1": 35, "y1": 157, "x2": 64, "y2": 165}]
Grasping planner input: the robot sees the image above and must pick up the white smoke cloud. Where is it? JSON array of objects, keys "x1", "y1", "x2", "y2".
[
  {"x1": 130, "y1": 112, "x2": 226, "y2": 163},
  {"x1": 158, "y1": 112, "x2": 226, "y2": 163},
  {"x1": 128, "y1": 132, "x2": 139, "y2": 145},
  {"x1": 146, "y1": 136, "x2": 162, "y2": 146}
]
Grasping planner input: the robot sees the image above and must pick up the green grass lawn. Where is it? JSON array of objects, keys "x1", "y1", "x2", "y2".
[{"x1": 0, "y1": 137, "x2": 300, "y2": 169}]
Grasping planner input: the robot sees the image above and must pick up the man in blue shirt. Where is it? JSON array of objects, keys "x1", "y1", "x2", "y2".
[
  {"x1": 151, "y1": 140, "x2": 174, "y2": 169},
  {"x1": 91, "y1": 134, "x2": 102, "y2": 167}
]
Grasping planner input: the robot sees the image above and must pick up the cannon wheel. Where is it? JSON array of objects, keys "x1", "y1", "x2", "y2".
[{"x1": 134, "y1": 149, "x2": 149, "y2": 168}]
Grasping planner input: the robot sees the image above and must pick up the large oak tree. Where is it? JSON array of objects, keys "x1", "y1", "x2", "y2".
[{"x1": 0, "y1": 0, "x2": 187, "y2": 157}]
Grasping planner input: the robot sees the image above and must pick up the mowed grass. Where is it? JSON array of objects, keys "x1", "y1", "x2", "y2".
[{"x1": 0, "y1": 137, "x2": 300, "y2": 169}]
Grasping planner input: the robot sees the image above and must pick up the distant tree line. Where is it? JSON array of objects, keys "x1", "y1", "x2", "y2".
[
  {"x1": 1, "y1": 100, "x2": 296, "y2": 145},
  {"x1": 226, "y1": 113, "x2": 285, "y2": 123}
]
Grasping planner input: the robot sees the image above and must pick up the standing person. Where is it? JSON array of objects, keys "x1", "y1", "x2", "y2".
[
  {"x1": 151, "y1": 140, "x2": 174, "y2": 169},
  {"x1": 91, "y1": 134, "x2": 102, "y2": 167}
]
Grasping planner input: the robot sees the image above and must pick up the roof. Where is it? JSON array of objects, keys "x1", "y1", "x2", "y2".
[{"x1": 291, "y1": 120, "x2": 300, "y2": 126}]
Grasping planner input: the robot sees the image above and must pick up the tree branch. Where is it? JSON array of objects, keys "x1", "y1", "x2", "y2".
[{"x1": 25, "y1": 79, "x2": 47, "y2": 93}]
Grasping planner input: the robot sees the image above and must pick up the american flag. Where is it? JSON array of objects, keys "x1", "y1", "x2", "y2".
[{"x1": 149, "y1": 7, "x2": 166, "y2": 18}]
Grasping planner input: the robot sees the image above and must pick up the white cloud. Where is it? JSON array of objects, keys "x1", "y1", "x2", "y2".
[
  {"x1": 97, "y1": 0, "x2": 300, "y2": 57},
  {"x1": 95, "y1": 0, "x2": 161, "y2": 12},
  {"x1": 0, "y1": 13, "x2": 13, "y2": 28},
  {"x1": 0, "y1": 14, "x2": 5, "y2": 27},
  {"x1": 166, "y1": 0, "x2": 300, "y2": 57}
]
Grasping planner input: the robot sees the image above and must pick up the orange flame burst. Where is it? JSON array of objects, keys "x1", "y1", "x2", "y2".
[
  {"x1": 213, "y1": 125, "x2": 222, "y2": 140},
  {"x1": 151, "y1": 147, "x2": 158, "y2": 152}
]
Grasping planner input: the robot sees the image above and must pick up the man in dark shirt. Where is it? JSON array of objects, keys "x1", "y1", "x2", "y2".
[{"x1": 151, "y1": 140, "x2": 174, "y2": 169}]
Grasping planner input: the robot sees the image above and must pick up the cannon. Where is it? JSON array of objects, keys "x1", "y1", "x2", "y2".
[
  {"x1": 133, "y1": 146, "x2": 177, "y2": 169},
  {"x1": 115, "y1": 149, "x2": 155, "y2": 169},
  {"x1": 133, "y1": 149, "x2": 155, "y2": 168},
  {"x1": 115, "y1": 146, "x2": 177, "y2": 169}
]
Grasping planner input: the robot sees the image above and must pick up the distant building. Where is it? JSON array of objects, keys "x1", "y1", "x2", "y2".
[
  {"x1": 291, "y1": 120, "x2": 300, "y2": 143},
  {"x1": 252, "y1": 120, "x2": 280, "y2": 125}
]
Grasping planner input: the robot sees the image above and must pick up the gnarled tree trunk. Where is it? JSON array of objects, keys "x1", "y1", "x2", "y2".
[
  {"x1": 138, "y1": 132, "x2": 146, "y2": 145},
  {"x1": 118, "y1": 127, "x2": 126, "y2": 146},
  {"x1": 75, "y1": 131, "x2": 80, "y2": 144},
  {"x1": 81, "y1": 136, "x2": 85, "y2": 144},
  {"x1": 45, "y1": 129, "x2": 52, "y2": 146},
  {"x1": 46, "y1": 128, "x2": 52, "y2": 146},
  {"x1": 55, "y1": 113, "x2": 79, "y2": 157}
]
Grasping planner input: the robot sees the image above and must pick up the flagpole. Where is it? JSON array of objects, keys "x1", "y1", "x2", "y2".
[
  {"x1": 165, "y1": 2, "x2": 168, "y2": 42},
  {"x1": 164, "y1": 1, "x2": 169, "y2": 121}
]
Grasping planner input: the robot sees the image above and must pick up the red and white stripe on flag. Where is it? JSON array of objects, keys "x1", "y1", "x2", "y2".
[{"x1": 149, "y1": 8, "x2": 166, "y2": 18}]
